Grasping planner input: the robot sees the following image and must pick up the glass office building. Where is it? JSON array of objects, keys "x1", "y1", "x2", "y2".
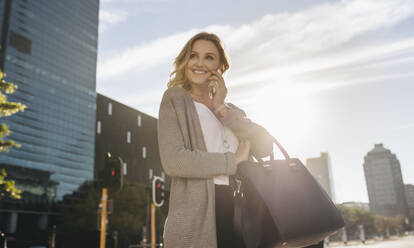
[{"x1": 0, "y1": 0, "x2": 99, "y2": 199}]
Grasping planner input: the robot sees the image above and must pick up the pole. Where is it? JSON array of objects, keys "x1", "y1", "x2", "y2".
[
  {"x1": 341, "y1": 227, "x2": 347, "y2": 245},
  {"x1": 359, "y1": 225, "x2": 365, "y2": 244},
  {"x1": 151, "y1": 203, "x2": 156, "y2": 248},
  {"x1": 114, "y1": 231, "x2": 118, "y2": 248},
  {"x1": 51, "y1": 225, "x2": 56, "y2": 248},
  {"x1": 100, "y1": 188, "x2": 108, "y2": 248}
]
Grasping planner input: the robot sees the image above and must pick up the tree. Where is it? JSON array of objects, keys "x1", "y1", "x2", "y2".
[
  {"x1": 0, "y1": 69, "x2": 26, "y2": 152},
  {"x1": 0, "y1": 168, "x2": 21, "y2": 199},
  {"x1": 57, "y1": 182, "x2": 155, "y2": 248},
  {"x1": 58, "y1": 181, "x2": 101, "y2": 248},
  {"x1": 0, "y1": 68, "x2": 26, "y2": 200},
  {"x1": 335, "y1": 205, "x2": 380, "y2": 240},
  {"x1": 332, "y1": 205, "x2": 407, "y2": 241},
  {"x1": 375, "y1": 214, "x2": 404, "y2": 237}
]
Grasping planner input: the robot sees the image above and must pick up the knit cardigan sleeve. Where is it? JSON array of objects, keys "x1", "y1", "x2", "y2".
[
  {"x1": 219, "y1": 103, "x2": 273, "y2": 159},
  {"x1": 157, "y1": 87, "x2": 237, "y2": 179}
]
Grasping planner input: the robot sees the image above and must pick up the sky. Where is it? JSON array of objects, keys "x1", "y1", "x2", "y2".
[{"x1": 96, "y1": 0, "x2": 414, "y2": 204}]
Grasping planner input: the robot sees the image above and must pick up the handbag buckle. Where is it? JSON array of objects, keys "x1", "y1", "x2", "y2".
[{"x1": 233, "y1": 179, "x2": 243, "y2": 198}]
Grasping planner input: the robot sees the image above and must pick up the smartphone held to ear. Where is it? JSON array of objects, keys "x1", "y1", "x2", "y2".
[
  {"x1": 208, "y1": 68, "x2": 219, "y2": 99},
  {"x1": 209, "y1": 85, "x2": 216, "y2": 99}
]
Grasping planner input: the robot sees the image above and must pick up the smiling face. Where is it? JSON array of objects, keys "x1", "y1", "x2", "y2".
[{"x1": 185, "y1": 39, "x2": 221, "y2": 87}]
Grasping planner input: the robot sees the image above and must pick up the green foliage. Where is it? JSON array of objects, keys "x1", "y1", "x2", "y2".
[
  {"x1": 0, "y1": 168, "x2": 21, "y2": 199},
  {"x1": 58, "y1": 182, "x2": 154, "y2": 247},
  {"x1": 374, "y1": 214, "x2": 405, "y2": 236},
  {"x1": 58, "y1": 181, "x2": 101, "y2": 248},
  {"x1": 0, "y1": 70, "x2": 26, "y2": 152},
  {"x1": 0, "y1": 68, "x2": 26, "y2": 199},
  {"x1": 335, "y1": 205, "x2": 406, "y2": 240},
  {"x1": 337, "y1": 205, "x2": 376, "y2": 238},
  {"x1": 110, "y1": 184, "x2": 148, "y2": 240}
]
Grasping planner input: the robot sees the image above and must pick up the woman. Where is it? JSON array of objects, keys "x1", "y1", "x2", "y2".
[{"x1": 157, "y1": 32, "x2": 274, "y2": 248}]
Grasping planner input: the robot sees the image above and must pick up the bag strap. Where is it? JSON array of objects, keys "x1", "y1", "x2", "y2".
[
  {"x1": 271, "y1": 136, "x2": 290, "y2": 160},
  {"x1": 233, "y1": 181, "x2": 244, "y2": 243},
  {"x1": 256, "y1": 136, "x2": 290, "y2": 163}
]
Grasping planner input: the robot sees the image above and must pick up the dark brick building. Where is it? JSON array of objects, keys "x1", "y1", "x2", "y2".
[{"x1": 94, "y1": 94, "x2": 166, "y2": 188}]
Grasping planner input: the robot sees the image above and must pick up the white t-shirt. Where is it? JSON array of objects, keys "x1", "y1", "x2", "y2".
[{"x1": 193, "y1": 101, "x2": 239, "y2": 185}]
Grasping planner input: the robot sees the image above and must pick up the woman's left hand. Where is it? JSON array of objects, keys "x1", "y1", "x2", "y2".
[{"x1": 208, "y1": 70, "x2": 227, "y2": 109}]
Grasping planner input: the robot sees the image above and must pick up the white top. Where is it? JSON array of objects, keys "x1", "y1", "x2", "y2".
[{"x1": 193, "y1": 101, "x2": 239, "y2": 185}]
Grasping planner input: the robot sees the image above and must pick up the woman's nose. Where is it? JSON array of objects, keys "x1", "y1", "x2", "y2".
[{"x1": 196, "y1": 58, "x2": 204, "y2": 66}]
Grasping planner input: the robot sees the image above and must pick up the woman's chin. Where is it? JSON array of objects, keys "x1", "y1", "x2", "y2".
[{"x1": 190, "y1": 79, "x2": 209, "y2": 87}]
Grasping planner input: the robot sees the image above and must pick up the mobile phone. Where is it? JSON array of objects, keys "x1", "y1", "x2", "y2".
[
  {"x1": 209, "y1": 85, "x2": 215, "y2": 99},
  {"x1": 209, "y1": 68, "x2": 219, "y2": 99}
]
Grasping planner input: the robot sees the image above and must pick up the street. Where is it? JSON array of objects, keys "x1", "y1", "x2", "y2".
[{"x1": 329, "y1": 236, "x2": 414, "y2": 248}]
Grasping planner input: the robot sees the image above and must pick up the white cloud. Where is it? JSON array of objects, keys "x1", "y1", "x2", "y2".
[
  {"x1": 98, "y1": 30, "x2": 195, "y2": 78},
  {"x1": 97, "y1": 0, "x2": 414, "y2": 86},
  {"x1": 99, "y1": 9, "x2": 129, "y2": 33}
]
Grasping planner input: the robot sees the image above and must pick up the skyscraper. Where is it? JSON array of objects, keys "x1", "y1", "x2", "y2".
[
  {"x1": 363, "y1": 144, "x2": 408, "y2": 217},
  {"x1": 0, "y1": 0, "x2": 99, "y2": 199},
  {"x1": 404, "y1": 184, "x2": 414, "y2": 228},
  {"x1": 306, "y1": 152, "x2": 336, "y2": 202}
]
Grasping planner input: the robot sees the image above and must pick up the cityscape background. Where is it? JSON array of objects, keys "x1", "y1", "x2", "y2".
[{"x1": 0, "y1": 0, "x2": 413, "y2": 247}]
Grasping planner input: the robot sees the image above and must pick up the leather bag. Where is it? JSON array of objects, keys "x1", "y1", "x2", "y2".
[{"x1": 233, "y1": 137, "x2": 344, "y2": 248}]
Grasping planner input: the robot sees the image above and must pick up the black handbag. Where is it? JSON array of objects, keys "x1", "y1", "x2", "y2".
[{"x1": 233, "y1": 137, "x2": 344, "y2": 248}]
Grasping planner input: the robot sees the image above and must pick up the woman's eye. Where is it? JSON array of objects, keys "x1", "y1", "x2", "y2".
[
  {"x1": 189, "y1": 53, "x2": 197, "y2": 59},
  {"x1": 206, "y1": 55, "x2": 214, "y2": 60}
]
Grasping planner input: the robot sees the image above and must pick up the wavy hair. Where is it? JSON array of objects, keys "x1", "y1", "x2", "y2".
[{"x1": 167, "y1": 32, "x2": 230, "y2": 90}]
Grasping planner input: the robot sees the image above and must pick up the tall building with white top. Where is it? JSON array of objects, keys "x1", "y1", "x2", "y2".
[{"x1": 363, "y1": 144, "x2": 408, "y2": 217}]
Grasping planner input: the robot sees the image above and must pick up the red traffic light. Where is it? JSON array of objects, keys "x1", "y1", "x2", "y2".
[
  {"x1": 103, "y1": 156, "x2": 123, "y2": 190},
  {"x1": 152, "y1": 176, "x2": 165, "y2": 207}
]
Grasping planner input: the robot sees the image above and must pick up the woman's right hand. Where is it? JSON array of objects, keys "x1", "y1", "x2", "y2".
[{"x1": 235, "y1": 140, "x2": 251, "y2": 165}]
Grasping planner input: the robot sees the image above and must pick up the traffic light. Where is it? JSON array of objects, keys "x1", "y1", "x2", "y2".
[
  {"x1": 103, "y1": 154, "x2": 123, "y2": 190},
  {"x1": 152, "y1": 176, "x2": 165, "y2": 207}
]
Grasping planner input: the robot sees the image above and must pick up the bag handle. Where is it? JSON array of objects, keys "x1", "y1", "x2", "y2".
[
  {"x1": 271, "y1": 136, "x2": 290, "y2": 160},
  {"x1": 256, "y1": 136, "x2": 290, "y2": 163}
]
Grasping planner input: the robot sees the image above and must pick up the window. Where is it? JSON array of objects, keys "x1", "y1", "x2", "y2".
[
  {"x1": 108, "y1": 103, "x2": 112, "y2": 115},
  {"x1": 127, "y1": 131, "x2": 131, "y2": 143},
  {"x1": 142, "y1": 146, "x2": 147, "y2": 159},
  {"x1": 123, "y1": 162, "x2": 127, "y2": 175},
  {"x1": 138, "y1": 115, "x2": 142, "y2": 127},
  {"x1": 9, "y1": 31, "x2": 32, "y2": 54},
  {"x1": 97, "y1": 121, "x2": 101, "y2": 134}
]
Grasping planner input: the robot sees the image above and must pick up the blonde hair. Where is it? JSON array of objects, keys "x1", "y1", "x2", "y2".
[{"x1": 167, "y1": 32, "x2": 230, "y2": 90}]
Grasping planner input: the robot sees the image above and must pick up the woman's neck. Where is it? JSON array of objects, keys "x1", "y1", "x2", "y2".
[{"x1": 189, "y1": 85, "x2": 212, "y2": 107}]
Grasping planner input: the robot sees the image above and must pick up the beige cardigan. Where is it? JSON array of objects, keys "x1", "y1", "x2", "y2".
[{"x1": 158, "y1": 87, "x2": 273, "y2": 248}]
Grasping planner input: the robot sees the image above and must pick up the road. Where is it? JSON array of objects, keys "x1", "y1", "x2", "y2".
[{"x1": 328, "y1": 236, "x2": 414, "y2": 248}]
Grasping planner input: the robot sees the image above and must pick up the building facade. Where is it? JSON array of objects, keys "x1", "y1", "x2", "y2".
[
  {"x1": 306, "y1": 152, "x2": 336, "y2": 202},
  {"x1": 0, "y1": 1, "x2": 99, "y2": 246},
  {"x1": 405, "y1": 184, "x2": 414, "y2": 228},
  {"x1": 0, "y1": 0, "x2": 99, "y2": 200},
  {"x1": 95, "y1": 94, "x2": 166, "y2": 188},
  {"x1": 363, "y1": 144, "x2": 408, "y2": 217}
]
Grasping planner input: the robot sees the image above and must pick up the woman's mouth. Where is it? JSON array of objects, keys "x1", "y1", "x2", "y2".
[{"x1": 192, "y1": 69, "x2": 208, "y2": 74}]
